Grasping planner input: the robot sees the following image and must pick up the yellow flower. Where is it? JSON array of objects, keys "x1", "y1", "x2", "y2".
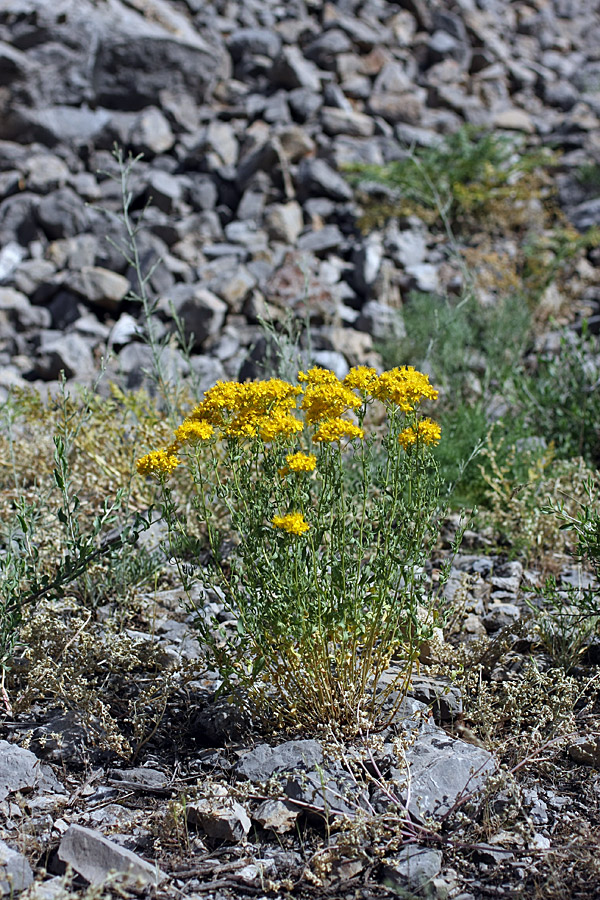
[
  {"x1": 190, "y1": 380, "x2": 245, "y2": 425},
  {"x1": 344, "y1": 366, "x2": 378, "y2": 394},
  {"x1": 136, "y1": 448, "x2": 181, "y2": 478},
  {"x1": 301, "y1": 382, "x2": 361, "y2": 424},
  {"x1": 258, "y1": 411, "x2": 303, "y2": 442},
  {"x1": 272, "y1": 512, "x2": 310, "y2": 535},
  {"x1": 398, "y1": 418, "x2": 442, "y2": 449},
  {"x1": 174, "y1": 419, "x2": 214, "y2": 444},
  {"x1": 192, "y1": 378, "x2": 301, "y2": 437},
  {"x1": 297, "y1": 367, "x2": 340, "y2": 384},
  {"x1": 285, "y1": 452, "x2": 317, "y2": 472},
  {"x1": 312, "y1": 419, "x2": 365, "y2": 443},
  {"x1": 372, "y1": 366, "x2": 438, "y2": 413}
]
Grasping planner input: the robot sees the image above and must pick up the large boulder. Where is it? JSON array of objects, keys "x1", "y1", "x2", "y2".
[{"x1": 0, "y1": 0, "x2": 229, "y2": 117}]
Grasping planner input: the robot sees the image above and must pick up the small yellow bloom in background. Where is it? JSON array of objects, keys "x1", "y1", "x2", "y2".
[
  {"x1": 344, "y1": 365, "x2": 378, "y2": 393},
  {"x1": 174, "y1": 419, "x2": 214, "y2": 444},
  {"x1": 285, "y1": 451, "x2": 317, "y2": 472},
  {"x1": 297, "y1": 366, "x2": 340, "y2": 384},
  {"x1": 373, "y1": 366, "x2": 438, "y2": 412},
  {"x1": 312, "y1": 418, "x2": 365, "y2": 443},
  {"x1": 272, "y1": 512, "x2": 310, "y2": 535},
  {"x1": 136, "y1": 448, "x2": 181, "y2": 478},
  {"x1": 398, "y1": 418, "x2": 442, "y2": 449}
]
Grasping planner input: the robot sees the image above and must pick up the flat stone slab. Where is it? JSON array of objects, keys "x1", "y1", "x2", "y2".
[
  {"x1": 0, "y1": 840, "x2": 34, "y2": 896},
  {"x1": 394, "y1": 731, "x2": 496, "y2": 820},
  {"x1": 0, "y1": 741, "x2": 41, "y2": 801},
  {"x1": 235, "y1": 739, "x2": 323, "y2": 781},
  {"x1": 58, "y1": 825, "x2": 165, "y2": 886}
]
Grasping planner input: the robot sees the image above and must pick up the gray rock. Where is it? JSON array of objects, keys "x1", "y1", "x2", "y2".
[
  {"x1": 228, "y1": 29, "x2": 282, "y2": 61},
  {"x1": 395, "y1": 731, "x2": 496, "y2": 820},
  {"x1": 428, "y1": 29, "x2": 471, "y2": 68},
  {"x1": 34, "y1": 332, "x2": 96, "y2": 381},
  {"x1": 493, "y1": 108, "x2": 535, "y2": 133},
  {"x1": 109, "y1": 768, "x2": 169, "y2": 790},
  {"x1": 0, "y1": 193, "x2": 40, "y2": 247},
  {"x1": 0, "y1": 741, "x2": 41, "y2": 802},
  {"x1": 189, "y1": 356, "x2": 227, "y2": 394},
  {"x1": 108, "y1": 313, "x2": 142, "y2": 348},
  {"x1": 0, "y1": 242, "x2": 24, "y2": 283},
  {"x1": 409, "y1": 675, "x2": 463, "y2": 725},
  {"x1": 329, "y1": 11, "x2": 388, "y2": 50},
  {"x1": 146, "y1": 170, "x2": 184, "y2": 213},
  {"x1": 570, "y1": 197, "x2": 600, "y2": 231},
  {"x1": 13, "y1": 259, "x2": 56, "y2": 300},
  {"x1": 253, "y1": 799, "x2": 299, "y2": 834},
  {"x1": 236, "y1": 740, "x2": 324, "y2": 782},
  {"x1": 405, "y1": 262, "x2": 440, "y2": 293},
  {"x1": 265, "y1": 202, "x2": 304, "y2": 244},
  {"x1": 3, "y1": 106, "x2": 113, "y2": 147},
  {"x1": 543, "y1": 80, "x2": 579, "y2": 112},
  {"x1": 381, "y1": 847, "x2": 443, "y2": 895},
  {"x1": 321, "y1": 107, "x2": 375, "y2": 137},
  {"x1": 296, "y1": 158, "x2": 353, "y2": 202},
  {"x1": 163, "y1": 285, "x2": 227, "y2": 349},
  {"x1": 187, "y1": 174, "x2": 219, "y2": 212},
  {"x1": 131, "y1": 107, "x2": 175, "y2": 156},
  {"x1": 20, "y1": 875, "x2": 65, "y2": 899},
  {"x1": 117, "y1": 342, "x2": 189, "y2": 391},
  {"x1": 0, "y1": 840, "x2": 34, "y2": 896},
  {"x1": 271, "y1": 46, "x2": 322, "y2": 92},
  {"x1": 368, "y1": 92, "x2": 425, "y2": 125},
  {"x1": 356, "y1": 301, "x2": 406, "y2": 342},
  {"x1": 351, "y1": 235, "x2": 384, "y2": 295},
  {"x1": 66, "y1": 267, "x2": 130, "y2": 311},
  {"x1": 284, "y1": 765, "x2": 369, "y2": 821},
  {"x1": 23, "y1": 154, "x2": 70, "y2": 193},
  {"x1": 297, "y1": 224, "x2": 345, "y2": 254},
  {"x1": 0, "y1": 288, "x2": 31, "y2": 324},
  {"x1": 305, "y1": 30, "x2": 353, "y2": 70},
  {"x1": 204, "y1": 121, "x2": 240, "y2": 167},
  {"x1": 36, "y1": 188, "x2": 90, "y2": 240},
  {"x1": 208, "y1": 266, "x2": 256, "y2": 312},
  {"x1": 187, "y1": 799, "x2": 251, "y2": 841},
  {"x1": 288, "y1": 88, "x2": 322, "y2": 122},
  {"x1": 385, "y1": 226, "x2": 428, "y2": 267},
  {"x1": 58, "y1": 825, "x2": 164, "y2": 886},
  {"x1": 313, "y1": 350, "x2": 349, "y2": 380}
]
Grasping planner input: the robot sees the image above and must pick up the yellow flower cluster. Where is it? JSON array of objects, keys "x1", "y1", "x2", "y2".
[
  {"x1": 136, "y1": 448, "x2": 181, "y2": 478},
  {"x1": 398, "y1": 418, "x2": 442, "y2": 449},
  {"x1": 298, "y1": 367, "x2": 339, "y2": 384},
  {"x1": 298, "y1": 366, "x2": 361, "y2": 440},
  {"x1": 313, "y1": 418, "x2": 365, "y2": 443},
  {"x1": 174, "y1": 419, "x2": 214, "y2": 444},
  {"x1": 372, "y1": 366, "x2": 438, "y2": 413},
  {"x1": 272, "y1": 512, "x2": 310, "y2": 535},
  {"x1": 343, "y1": 366, "x2": 378, "y2": 393},
  {"x1": 190, "y1": 378, "x2": 302, "y2": 441},
  {"x1": 136, "y1": 364, "x2": 441, "y2": 479},
  {"x1": 284, "y1": 452, "x2": 317, "y2": 472}
]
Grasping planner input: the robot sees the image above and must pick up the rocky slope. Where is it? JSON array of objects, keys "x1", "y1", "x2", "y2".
[{"x1": 1, "y1": 0, "x2": 600, "y2": 401}]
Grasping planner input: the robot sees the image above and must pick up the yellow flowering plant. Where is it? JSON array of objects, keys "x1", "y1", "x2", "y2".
[{"x1": 136, "y1": 365, "x2": 446, "y2": 733}]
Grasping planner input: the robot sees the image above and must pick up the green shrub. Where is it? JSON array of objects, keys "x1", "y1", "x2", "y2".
[
  {"x1": 518, "y1": 325, "x2": 600, "y2": 466},
  {"x1": 523, "y1": 475, "x2": 600, "y2": 670},
  {"x1": 344, "y1": 125, "x2": 554, "y2": 233}
]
